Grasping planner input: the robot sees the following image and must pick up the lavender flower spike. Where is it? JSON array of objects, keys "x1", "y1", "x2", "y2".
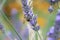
[
  {"x1": 54, "y1": 9, "x2": 60, "y2": 39},
  {"x1": 47, "y1": 9, "x2": 60, "y2": 40},
  {"x1": 55, "y1": 9, "x2": 60, "y2": 25},
  {"x1": 21, "y1": 0, "x2": 40, "y2": 31},
  {"x1": 21, "y1": 0, "x2": 33, "y2": 21}
]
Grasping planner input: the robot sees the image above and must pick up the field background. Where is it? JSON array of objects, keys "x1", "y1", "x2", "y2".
[{"x1": 0, "y1": 0, "x2": 60, "y2": 40}]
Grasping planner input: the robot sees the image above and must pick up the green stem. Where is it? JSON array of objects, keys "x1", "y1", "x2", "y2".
[
  {"x1": 37, "y1": 31, "x2": 43, "y2": 40},
  {"x1": 0, "y1": 0, "x2": 6, "y2": 10},
  {"x1": 0, "y1": 10, "x2": 22, "y2": 40},
  {"x1": 43, "y1": 9, "x2": 57, "y2": 40},
  {"x1": 35, "y1": 31, "x2": 38, "y2": 40}
]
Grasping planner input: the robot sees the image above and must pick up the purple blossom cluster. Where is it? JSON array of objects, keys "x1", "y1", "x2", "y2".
[
  {"x1": 47, "y1": 26, "x2": 55, "y2": 40},
  {"x1": 30, "y1": 15, "x2": 37, "y2": 26},
  {"x1": 49, "y1": 0, "x2": 58, "y2": 5},
  {"x1": 21, "y1": 0, "x2": 40, "y2": 31},
  {"x1": 47, "y1": 9, "x2": 60, "y2": 40},
  {"x1": 54, "y1": 9, "x2": 60, "y2": 39},
  {"x1": 32, "y1": 25, "x2": 40, "y2": 31},
  {"x1": 48, "y1": 0, "x2": 60, "y2": 13}
]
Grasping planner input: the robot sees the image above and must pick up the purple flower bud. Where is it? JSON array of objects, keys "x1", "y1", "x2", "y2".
[
  {"x1": 47, "y1": 37, "x2": 55, "y2": 40},
  {"x1": 47, "y1": 32, "x2": 55, "y2": 37},
  {"x1": 47, "y1": 32, "x2": 52, "y2": 36},
  {"x1": 24, "y1": 14, "x2": 32, "y2": 21},
  {"x1": 32, "y1": 25, "x2": 40, "y2": 31},
  {"x1": 29, "y1": 16, "x2": 37, "y2": 26},
  {"x1": 49, "y1": 0, "x2": 57, "y2": 5},
  {"x1": 50, "y1": 26, "x2": 54, "y2": 33},
  {"x1": 30, "y1": 19, "x2": 36, "y2": 26},
  {"x1": 22, "y1": 0, "x2": 28, "y2": 6},
  {"x1": 56, "y1": 16, "x2": 60, "y2": 21},
  {"x1": 28, "y1": 10, "x2": 33, "y2": 17},
  {"x1": 55, "y1": 20, "x2": 60, "y2": 25},
  {"x1": 23, "y1": 6, "x2": 30, "y2": 14},
  {"x1": 47, "y1": 26, "x2": 54, "y2": 37},
  {"x1": 22, "y1": 0, "x2": 31, "y2": 15},
  {"x1": 48, "y1": 6, "x2": 54, "y2": 13}
]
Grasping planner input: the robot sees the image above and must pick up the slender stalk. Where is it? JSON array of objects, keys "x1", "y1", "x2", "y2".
[
  {"x1": 0, "y1": 0, "x2": 6, "y2": 10},
  {"x1": 37, "y1": 31, "x2": 43, "y2": 40},
  {"x1": 35, "y1": 31, "x2": 38, "y2": 40},
  {"x1": 0, "y1": 10, "x2": 22, "y2": 40}
]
